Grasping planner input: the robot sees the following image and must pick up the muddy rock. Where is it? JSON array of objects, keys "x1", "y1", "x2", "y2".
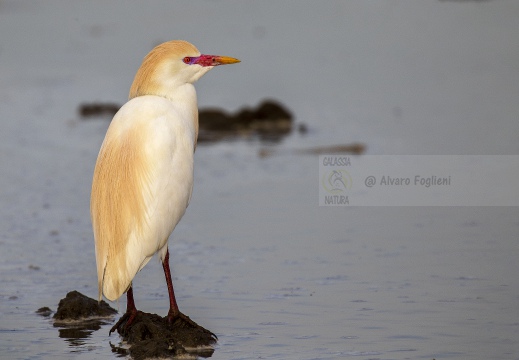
[
  {"x1": 111, "y1": 311, "x2": 216, "y2": 359},
  {"x1": 51, "y1": 291, "x2": 215, "y2": 358},
  {"x1": 51, "y1": 291, "x2": 118, "y2": 348},
  {"x1": 36, "y1": 306, "x2": 53, "y2": 317},
  {"x1": 198, "y1": 99, "x2": 293, "y2": 142},
  {"x1": 78, "y1": 102, "x2": 120, "y2": 118},
  {"x1": 53, "y1": 290, "x2": 117, "y2": 321}
]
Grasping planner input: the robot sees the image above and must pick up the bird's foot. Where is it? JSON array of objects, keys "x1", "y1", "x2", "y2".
[
  {"x1": 109, "y1": 308, "x2": 139, "y2": 336},
  {"x1": 167, "y1": 311, "x2": 218, "y2": 341}
]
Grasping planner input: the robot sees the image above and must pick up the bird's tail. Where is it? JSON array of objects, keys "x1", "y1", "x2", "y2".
[{"x1": 99, "y1": 255, "x2": 133, "y2": 302}]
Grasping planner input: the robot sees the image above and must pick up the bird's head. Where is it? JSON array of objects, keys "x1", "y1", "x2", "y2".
[{"x1": 129, "y1": 40, "x2": 240, "y2": 100}]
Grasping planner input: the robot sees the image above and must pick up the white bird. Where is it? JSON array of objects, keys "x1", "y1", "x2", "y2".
[{"x1": 90, "y1": 40, "x2": 239, "y2": 334}]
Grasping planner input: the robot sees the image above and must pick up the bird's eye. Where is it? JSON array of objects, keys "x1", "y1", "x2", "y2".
[{"x1": 183, "y1": 57, "x2": 191, "y2": 64}]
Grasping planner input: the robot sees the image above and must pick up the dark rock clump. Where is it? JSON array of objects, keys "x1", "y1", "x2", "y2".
[
  {"x1": 36, "y1": 306, "x2": 53, "y2": 317},
  {"x1": 78, "y1": 102, "x2": 120, "y2": 118},
  {"x1": 79, "y1": 99, "x2": 295, "y2": 143},
  {"x1": 49, "y1": 291, "x2": 118, "y2": 349},
  {"x1": 53, "y1": 290, "x2": 117, "y2": 321},
  {"x1": 111, "y1": 311, "x2": 216, "y2": 359},
  {"x1": 50, "y1": 291, "x2": 216, "y2": 358},
  {"x1": 199, "y1": 99, "x2": 293, "y2": 142}
]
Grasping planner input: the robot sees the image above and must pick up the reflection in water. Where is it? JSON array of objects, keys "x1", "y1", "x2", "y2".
[{"x1": 55, "y1": 319, "x2": 108, "y2": 347}]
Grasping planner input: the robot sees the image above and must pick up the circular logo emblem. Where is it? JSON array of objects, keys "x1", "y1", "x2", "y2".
[{"x1": 322, "y1": 169, "x2": 352, "y2": 194}]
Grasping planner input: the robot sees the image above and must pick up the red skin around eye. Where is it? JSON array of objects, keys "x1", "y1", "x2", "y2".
[{"x1": 193, "y1": 55, "x2": 217, "y2": 67}]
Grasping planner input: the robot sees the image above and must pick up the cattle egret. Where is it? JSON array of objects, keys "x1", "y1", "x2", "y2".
[{"x1": 90, "y1": 40, "x2": 240, "y2": 334}]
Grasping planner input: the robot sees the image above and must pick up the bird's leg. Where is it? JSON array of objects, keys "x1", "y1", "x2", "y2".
[
  {"x1": 163, "y1": 248, "x2": 203, "y2": 326},
  {"x1": 163, "y1": 247, "x2": 217, "y2": 339},
  {"x1": 163, "y1": 248, "x2": 181, "y2": 320},
  {"x1": 109, "y1": 285, "x2": 138, "y2": 335}
]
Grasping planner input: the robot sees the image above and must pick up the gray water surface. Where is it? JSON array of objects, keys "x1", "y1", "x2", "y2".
[{"x1": 1, "y1": 1, "x2": 518, "y2": 359}]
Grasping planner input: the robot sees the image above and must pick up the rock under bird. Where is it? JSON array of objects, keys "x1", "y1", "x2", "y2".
[{"x1": 90, "y1": 40, "x2": 240, "y2": 333}]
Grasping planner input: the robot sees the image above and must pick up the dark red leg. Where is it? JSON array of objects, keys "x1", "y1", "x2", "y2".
[
  {"x1": 163, "y1": 248, "x2": 181, "y2": 320},
  {"x1": 109, "y1": 285, "x2": 138, "y2": 335},
  {"x1": 124, "y1": 286, "x2": 138, "y2": 323},
  {"x1": 162, "y1": 247, "x2": 217, "y2": 339}
]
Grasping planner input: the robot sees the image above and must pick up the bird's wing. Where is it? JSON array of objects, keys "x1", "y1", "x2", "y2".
[{"x1": 91, "y1": 96, "x2": 195, "y2": 302}]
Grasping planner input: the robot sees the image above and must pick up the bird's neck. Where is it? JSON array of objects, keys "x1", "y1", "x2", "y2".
[
  {"x1": 131, "y1": 83, "x2": 199, "y2": 150},
  {"x1": 165, "y1": 84, "x2": 199, "y2": 150}
]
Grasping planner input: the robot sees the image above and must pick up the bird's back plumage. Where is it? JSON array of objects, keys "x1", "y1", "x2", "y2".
[{"x1": 91, "y1": 96, "x2": 196, "y2": 301}]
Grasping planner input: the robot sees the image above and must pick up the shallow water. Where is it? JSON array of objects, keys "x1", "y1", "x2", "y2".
[{"x1": 1, "y1": 1, "x2": 519, "y2": 359}]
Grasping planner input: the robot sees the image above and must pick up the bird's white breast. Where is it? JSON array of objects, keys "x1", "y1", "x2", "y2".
[{"x1": 109, "y1": 95, "x2": 196, "y2": 271}]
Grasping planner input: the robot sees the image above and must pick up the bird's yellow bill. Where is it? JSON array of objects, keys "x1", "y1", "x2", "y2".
[
  {"x1": 193, "y1": 54, "x2": 240, "y2": 67},
  {"x1": 213, "y1": 55, "x2": 241, "y2": 65}
]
